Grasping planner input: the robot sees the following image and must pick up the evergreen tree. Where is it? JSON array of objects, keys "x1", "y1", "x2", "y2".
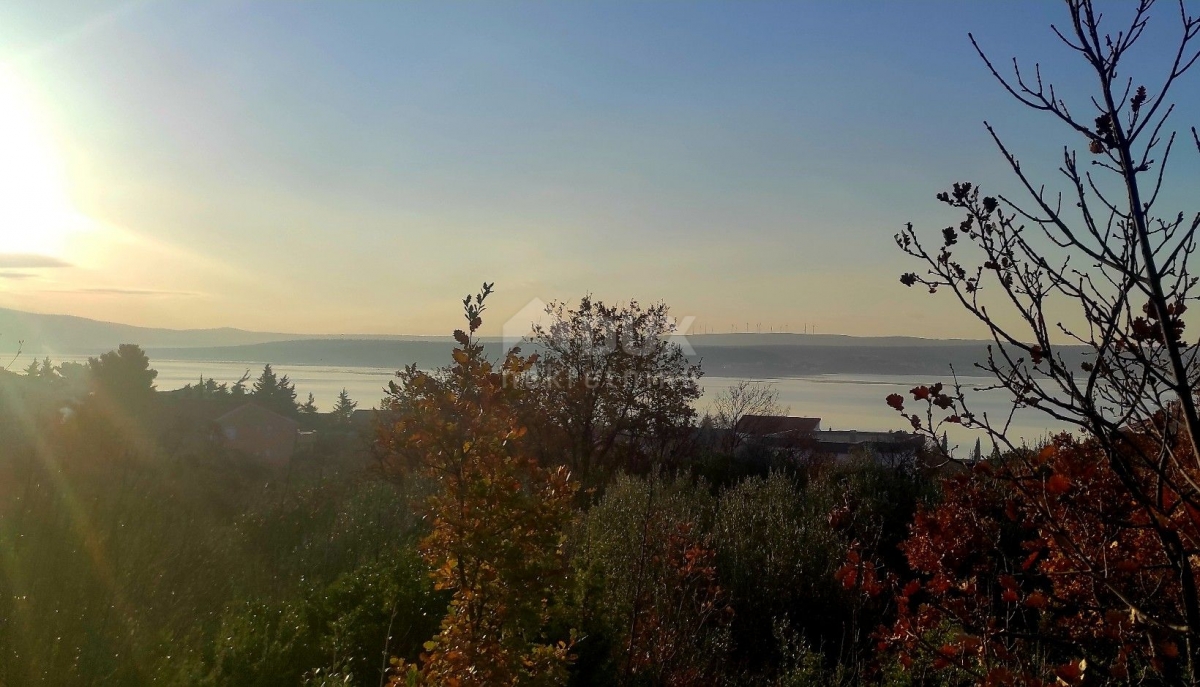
[
  {"x1": 87, "y1": 344, "x2": 157, "y2": 411},
  {"x1": 251, "y1": 364, "x2": 298, "y2": 415},
  {"x1": 182, "y1": 375, "x2": 229, "y2": 398},
  {"x1": 23, "y1": 359, "x2": 38, "y2": 377},
  {"x1": 231, "y1": 370, "x2": 251, "y2": 397},
  {"x1": 57, "y1": 361, "x2": 88, "y2": 389},
  {"x1": 277, "y1": 374, "x2": 297, "y2": 409},
  {"x1": 331, "y1": 388, "x2": 356, "y2": 422},
  {"x1": 300, "y1": 392, "x2": 318, "y2": 416},
  {"x1": 252, "y1": 363, "x2": 279, "y2": 396}
]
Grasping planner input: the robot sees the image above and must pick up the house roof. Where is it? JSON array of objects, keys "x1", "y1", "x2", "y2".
[
  {"x1": 736, "y1": 415, "x2": 821, "y2": 436},
  {"x1": 214, "y1": 402, "x2": 300, "y2": 430}
]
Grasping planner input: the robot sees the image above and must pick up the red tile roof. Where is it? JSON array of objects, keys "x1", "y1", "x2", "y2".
[
  {"x1": 735, "y1": 415, "x2": 821, "y2": 436},
  {"x1": 214, "y1": 403, "x2": 300, "y2": 465}
]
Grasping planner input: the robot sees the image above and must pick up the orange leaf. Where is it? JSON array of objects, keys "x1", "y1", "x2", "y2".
[{"x1": 1046, "y1": 473, "x2": 1071, "y2": 495}]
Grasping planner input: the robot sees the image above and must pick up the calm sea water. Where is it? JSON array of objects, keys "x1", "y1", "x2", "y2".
[{"x1": 57, "y1": 357, "x2": 1072, "y2": 450}]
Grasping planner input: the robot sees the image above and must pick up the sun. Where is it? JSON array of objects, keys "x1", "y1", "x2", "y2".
[{"x1": 0, "y1": 68, "x2": 76, "y2": 258}]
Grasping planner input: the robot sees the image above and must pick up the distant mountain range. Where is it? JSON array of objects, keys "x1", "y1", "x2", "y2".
[
  {"x1": 0, "y1": 307, "x2": 438, "y2": 354},
  {"x1": 0, "y1": 306, "x2": 1086, "y2": 378}
]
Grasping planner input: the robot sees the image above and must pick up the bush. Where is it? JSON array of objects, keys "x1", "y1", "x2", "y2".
[
  {"x1": 566, "y1": 472, "x2": 729, "y2": 686},
  {"x1": 712, "y1": 471, "x2": 845, "y2": 674},
  {"x1": 188, "y1": 548, "x2": 443, "y2": 687}
]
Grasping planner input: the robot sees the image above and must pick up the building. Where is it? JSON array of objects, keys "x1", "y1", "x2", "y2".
[
  {"x1": 213, "y1": 403, "x2": 300, "y2": 466},
  {"x1": 735, "y1": 414, "x2": 821, "y2": 438},
  {"x1": 808, "y1": 429, "x2": 923, "y2": 463},
  {"x1": 735, "y1": 414, "x2": 920, "y2": 463},
  {"x1": 733, "y1": 414, "x2": 823, "y2": 457}
]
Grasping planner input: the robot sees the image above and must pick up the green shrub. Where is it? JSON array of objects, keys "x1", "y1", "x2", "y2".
[
  {"x1": 566, "y1": 472, "x2": 728, "y2": 686},
  {"x1": 712, "y1": 471, "x2": 845, "y2": 674},
  {"x1": 188, "y1": 547, "x2": 443, "y2": 687}
]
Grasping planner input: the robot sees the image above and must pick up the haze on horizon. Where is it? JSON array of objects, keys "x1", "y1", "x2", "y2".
[{"x1": 1, "y1": 1, "x2": 1199, "y2": 338}]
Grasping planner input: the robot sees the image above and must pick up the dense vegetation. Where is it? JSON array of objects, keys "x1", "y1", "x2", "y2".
[
  {"x1": 4, "y1": 2, "x2": 1200, "y2": 685},
  {"x1": 4, "y1": 284, "x2": 1199, "y2": 686},
  {"x1": 5, "y1": 288, "x2": 1200, "y2": 686},
  {"x1": 0, "y1": 292, "x2": 945, "y2": 685}
]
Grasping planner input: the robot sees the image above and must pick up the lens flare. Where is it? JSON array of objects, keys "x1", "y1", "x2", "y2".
[{"x1": 0, "y1": 69, "x2": 76, "y2": 258}]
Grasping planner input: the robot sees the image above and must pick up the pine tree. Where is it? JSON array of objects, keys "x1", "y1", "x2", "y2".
[
  {"x1": 277, "y1": 374, "x2": 298, "y2": 410},
  {"x1": 87, "y1": 345, "x2": 157, "y2": 411},
  {"x1": 300, "y1": 392, "x2": 318, "y2": 415},
  {"x1": 231, "y1": 370, "x2": 250, "y2": 397},
  {"x1": 331, "y1": 388, "x2": 356, "y2": 423},
  {"x1": 251, "y1": 364, "x2": 298, "y2": 415},
  {"x1": 252, "y1": 363, "x2": 279, "y2": 396}
]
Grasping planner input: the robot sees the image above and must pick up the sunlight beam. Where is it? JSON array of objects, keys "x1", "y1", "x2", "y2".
[{"x1": 0, "y1": 68, "x2": 78, "y2": 259}]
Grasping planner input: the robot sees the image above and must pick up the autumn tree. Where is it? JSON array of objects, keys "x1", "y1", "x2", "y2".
[
  {"x1": 378, "y1": 283, "x2": 577, "y2": 686},
  {"x1": 870, "y1": 0, "x2": 1200, "y2": 682},
  {"x1": 525, "y1": 297, "x2": 702, "y2": 484},
  {"x1": 855, "y1": 433, "x2": 1200, "y2": 684}
]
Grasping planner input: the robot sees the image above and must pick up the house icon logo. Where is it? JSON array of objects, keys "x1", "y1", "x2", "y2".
[
  {"x1": 501, "y1": 297, "x2": 549, "y2": 353},
  {"x1": 500, "y1": 296, "x2": 698, "y2": 356}
]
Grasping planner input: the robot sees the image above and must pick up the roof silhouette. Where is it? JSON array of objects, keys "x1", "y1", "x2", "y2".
[{"x1": 735, "y1": 415, "x2": 821, "y2": 435}]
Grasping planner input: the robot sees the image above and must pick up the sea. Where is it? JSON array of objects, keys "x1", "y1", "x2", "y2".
[{"x1": 55, "y1": 357, "x2": 1072, "y2": 451}]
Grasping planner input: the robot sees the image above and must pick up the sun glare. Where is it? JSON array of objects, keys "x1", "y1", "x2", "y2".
[{"x1": 0, "y1": 69, "x2": 77, "y2": 259}]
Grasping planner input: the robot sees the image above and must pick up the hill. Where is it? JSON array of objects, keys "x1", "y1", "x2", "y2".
[
  {"x1": 147, "y1": 339, "x2": 461, "y2": 370},
  {"x1": 681, "y1": 333, "x2": 990, "y2": 348},
  {"x1": 0, "y1": 307, "x2": 313, "y2": 354},
  {"x1": 0, "y1": 307, "x2": 433, "y2": 355},
  {"x1": 1, "y1": 308, "x2": 1087, "y2": 378}
]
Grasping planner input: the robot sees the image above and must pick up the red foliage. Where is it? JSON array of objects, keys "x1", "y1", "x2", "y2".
[
  {"x1": 848, "y1": 433, "x2": 1200, "y2": 684},
  {"x1": 625, "y1": 522, "x2": 734, "y2": 686}
]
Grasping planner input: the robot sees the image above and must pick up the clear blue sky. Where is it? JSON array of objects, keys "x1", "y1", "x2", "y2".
[{"x1": 0, "y1": 1, "x2": 1196, "y2": 337}]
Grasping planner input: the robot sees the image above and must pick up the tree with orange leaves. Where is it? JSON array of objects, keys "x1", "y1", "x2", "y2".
[{"x1": 378, "y1": 284, "x2": 578, "y2": 686}]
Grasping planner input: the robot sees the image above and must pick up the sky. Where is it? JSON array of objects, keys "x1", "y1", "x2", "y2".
[{"x1": 0, "y1": 0, "x2": 1197, "y2": 338}]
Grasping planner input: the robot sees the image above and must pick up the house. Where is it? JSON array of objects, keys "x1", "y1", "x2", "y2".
[
  {"x1": 735, "y1": 415, "x2": 822, "y2": 438},
  {"x1": 732, "y1": 414, "x2": 823, "y2": 457},
  {"x1": 735, "y1": 414, "x2": 920, "y2": 464},
  {"x1": 213, "y1": 403, "x2": 300, "y2": 466},
  {"x1": 809, "y1": 429, "x2": 923, "y2": 463}
]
